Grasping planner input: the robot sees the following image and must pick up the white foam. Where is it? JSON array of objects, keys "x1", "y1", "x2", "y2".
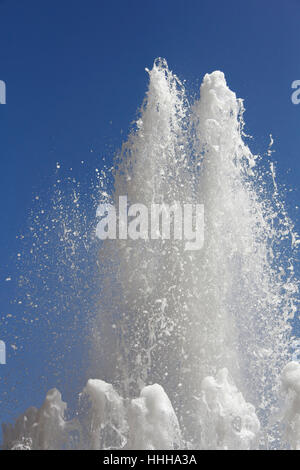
[
  {"x1": 199, "y1": 369, "x2": 260, "y2": 449},
  {"x1": 281, "y1": 362, "x2": 300, "y2": 450},
  {"x1": 3, "y1": 380, "x2": 181, "y2": 450},
  {"x1": 83, "y1": 379, "x2": 127, "y2": 450},
  {"x1": 127, "y1": 384, "x2": 181, "y2": 449},
  {"x1": 2, "y1": 389, "x2": 67, "y2": 450}
]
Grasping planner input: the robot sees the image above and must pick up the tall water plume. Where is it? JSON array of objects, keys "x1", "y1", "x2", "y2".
[{"x1": 2, "y1": 59, "x2": 299, "y2": 450}]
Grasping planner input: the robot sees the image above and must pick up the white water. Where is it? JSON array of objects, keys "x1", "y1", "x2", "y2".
[{"x1": 2, "y1": 59, "x2": 299, "y2": 450}]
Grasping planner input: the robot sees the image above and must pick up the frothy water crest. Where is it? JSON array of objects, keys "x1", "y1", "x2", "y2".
[{"x1": 2, "y1": 59, "x2": 299, "y2": 450}]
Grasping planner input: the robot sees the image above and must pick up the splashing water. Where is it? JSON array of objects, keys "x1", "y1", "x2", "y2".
[{"x1": 2, "y1": 59, "x2": 299, "y2": 450}]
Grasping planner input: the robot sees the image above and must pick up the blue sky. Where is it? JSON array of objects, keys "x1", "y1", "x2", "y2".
[{"x1": 0, "y1": 0, "x2": 300, "y2": 431}]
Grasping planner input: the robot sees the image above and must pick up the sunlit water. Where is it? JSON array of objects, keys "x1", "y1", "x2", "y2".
[{"x1": 2, "y1": 59, "x2": 300, "y2": 450}]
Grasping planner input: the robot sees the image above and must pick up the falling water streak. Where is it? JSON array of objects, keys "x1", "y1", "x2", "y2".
[{"x1": 2, "y1": 59, "x2": 299, "y2": 450}]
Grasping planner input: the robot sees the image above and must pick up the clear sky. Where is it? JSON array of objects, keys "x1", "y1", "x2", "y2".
[{"x1": 0, "y1": 0, "x2": 300, "y2": 432}]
